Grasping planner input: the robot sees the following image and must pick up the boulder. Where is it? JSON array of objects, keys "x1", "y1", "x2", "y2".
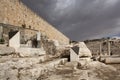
[
  {"x1": 16, "y1": 48, "x2": 46, "y2": 57},
  {"x1": 0, "y1": 46, "x2": 15, "y2": 56},
  {"x1": 78, "y1": 42, "x2": 92, "y2": 57}
]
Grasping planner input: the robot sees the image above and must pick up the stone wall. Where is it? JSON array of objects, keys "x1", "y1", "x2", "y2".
[{"x1": 0, "y1": 0, "x2": 69, "y2": 45}]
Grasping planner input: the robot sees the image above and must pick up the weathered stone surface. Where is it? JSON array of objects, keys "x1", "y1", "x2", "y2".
[
  {"x1": 78, "y1": 42, "x2": 92, "y2": 57},
  {"x1": 0, "y1": 57, "x2": 46, "y2": 69},
  {"x1": 70, "y1": 48, "x2": 79, "y2": 62},
  {"x1": 86, "y1": 61, "x2": 117, "y2": 71},
  {"x1": 0, "y1": 45, "x2": 15, "y2": 55},
  {"x1": 105, "y1": 57, "x2": 120, "y2": 64},
  {"x1": 0, "y1": 58, "x2": 67, "y2": 80},
  {"x1": 16, "y1": 48, "x2": 46, "y2": 57},
  {"x1": 64, "y1": 61, "x2": 78, "y2": 69},
  {"x1": 44, "y1": 61, "x2": 119, "y2": 80},
  {"x1": 70, "y1": 42, "x2": 92, "y2": 62},
  {"x1": 0, "y1": 57, "x2": 119, "y2": 80},
  {"x1": 78, "y1": 58, "x2": 92, "y2": 68},
  {"x1": 0, "y1": 69, "x2": 19, "y2": 80}
]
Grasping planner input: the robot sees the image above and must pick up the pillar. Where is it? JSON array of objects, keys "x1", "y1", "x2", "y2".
[
  {"x1": 0, "y1": 26, "x2": 3, "y2": 39},
  {"x1": 99, "y1": 42, "x2": 102, "y2": 56},
  {"x1": 107, "y1": 40, "x2": 111, "y2": 56},
  {"x1": 37, "y1": 31, "x2": 41, "y2": 48}
]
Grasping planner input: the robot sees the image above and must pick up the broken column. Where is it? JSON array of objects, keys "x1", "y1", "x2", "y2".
[
  {"x1": 99, "y1": 42, "x2": 102, "y2": 56},
  {"x1": 105, "y1": 57, "x2": 120, "y2": 64},
  {"x1": 37, "y1": 31, "x2": 41, "y2": 48},
  {"x1": 107, "y1": 40, "x2": 111, "y2": 56}
]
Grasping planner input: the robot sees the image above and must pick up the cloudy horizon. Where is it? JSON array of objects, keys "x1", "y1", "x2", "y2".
[{"x1": 21, "y1": 0, "x2": 120, "y2": 41}]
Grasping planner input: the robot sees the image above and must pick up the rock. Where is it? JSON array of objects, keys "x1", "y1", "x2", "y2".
[
  {"x1": 0, "y1": 68, "x2": 18, "y2": 80},
  {"x1": 105, "y1": 57, "x2": 120, "y2": 64},
  {"x1": 0, "y1": 58, "x2": 66, "y2": 80},
  {"x1": 0, "y1": 57, "x2": 46, "y2": 70},
  {"x1": 78, "y1": 42, "x2": 92, "y2": 57},
  {"x1": 86, "y1": 61, "x2": 117, "y2": 71},
  {"x1": 19, "y1": 67, "x2": 43, "y2": 80},
  {"x1": 70, "y1": 42, "x2": 92, "y2": 62},
  {"x1": 64, "y1": 61, "x2": 78, "y2": 69},
  {"x1": 0, "y1": 46, "x2": 15, "y2": 56},
  {"x1": 5, "y1": 69, "x2": 18, "y2": 80},
  {"x1": 78, "y1": 70, "x2": 89, "y2": 80},
  {"x1": 16, "y1": 48, "x2": 46, "y2": 57},
  {"x1": 52, "y1": 39, "x2": 59, "y2": 47}
]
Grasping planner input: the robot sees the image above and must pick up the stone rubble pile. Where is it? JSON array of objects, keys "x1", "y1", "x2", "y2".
[
  {"x1": 0, "y1": 45, "x2": 15, "y2": 56},
  {"x1": 0, "y1": 44, "x2": 67, "y2": 80},
  {"x1": 0, "y1": 58, "x2": 66, "y2": 80},
  {"x1": 44, "y1": 61, "x2": 119, "y2": 80},
  {"x1": 1, "y1": 41, "x2": 119, "y2": 80}
]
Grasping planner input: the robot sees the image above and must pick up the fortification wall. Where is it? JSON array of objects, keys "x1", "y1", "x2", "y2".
[{"x1": 0, "y1": 0, "x2": 69, "y2": 44}]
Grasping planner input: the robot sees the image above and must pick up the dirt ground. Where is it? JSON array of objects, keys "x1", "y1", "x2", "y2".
[{"x1": 37, "y1": 61, "x2": 120, "y2": 80}]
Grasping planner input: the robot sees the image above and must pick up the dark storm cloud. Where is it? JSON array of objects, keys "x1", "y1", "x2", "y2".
[{"x1": 21, "y1": 0, "x2": 120, "y2": 41}]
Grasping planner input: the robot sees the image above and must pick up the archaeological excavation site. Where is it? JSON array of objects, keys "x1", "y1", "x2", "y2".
[{"x1": 0, "y1": 0, "x2": 120, "y2": 80}]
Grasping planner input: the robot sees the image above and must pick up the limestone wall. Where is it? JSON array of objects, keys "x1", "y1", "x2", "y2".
[{"x1": 0, "y1": 0, "x2": 69, "y2": 45}]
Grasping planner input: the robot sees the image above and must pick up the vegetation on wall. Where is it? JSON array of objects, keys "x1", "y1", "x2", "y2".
[{"x1": 0, "y1": 38, "x2": 5, "y2": 44}]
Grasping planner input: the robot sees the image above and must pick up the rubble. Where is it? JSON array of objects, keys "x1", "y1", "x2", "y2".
[
  {"x1": 16, "y1": 48, "x2": 46, "y2": 57},
  {"x1": 43, "y1": 61, "x2": 119, "y2": 80},
  {"x1": 1, "y1": 0, "x2": 120, "y2": 80},
  {"x1": 0, "y1": 45, "x2": 15, "y2": 56},
  {"x1": 0, "y1": 56, "x2": 67, "y2": 80},
  {"x1": 0, "y1": 43, "x2": 120, "y2": 80},
  {"x1": 0, "y1": 24, "x2": 120, "y2": 80}
]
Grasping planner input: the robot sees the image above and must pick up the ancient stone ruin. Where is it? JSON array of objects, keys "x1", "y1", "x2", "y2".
[
  {"x1": 0, "y1": 0, "x2": 120, "y2": 80},
  {"x1": 0, "y1": 0, "x2": 69, "y2": 45}
]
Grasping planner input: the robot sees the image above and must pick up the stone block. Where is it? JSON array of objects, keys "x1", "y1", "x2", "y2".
[{"x1": 16, "y1": 48, "x2": 46, "y2": 57}]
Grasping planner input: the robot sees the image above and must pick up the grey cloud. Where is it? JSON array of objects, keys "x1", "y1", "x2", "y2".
[{"x1": 21, "y1": 0, "x2": 120, "y2": 41}]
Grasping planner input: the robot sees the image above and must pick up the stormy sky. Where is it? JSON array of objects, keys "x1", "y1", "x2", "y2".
[{"x1": 21, "y1": 0, "x2": 120, "y2": 41}]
